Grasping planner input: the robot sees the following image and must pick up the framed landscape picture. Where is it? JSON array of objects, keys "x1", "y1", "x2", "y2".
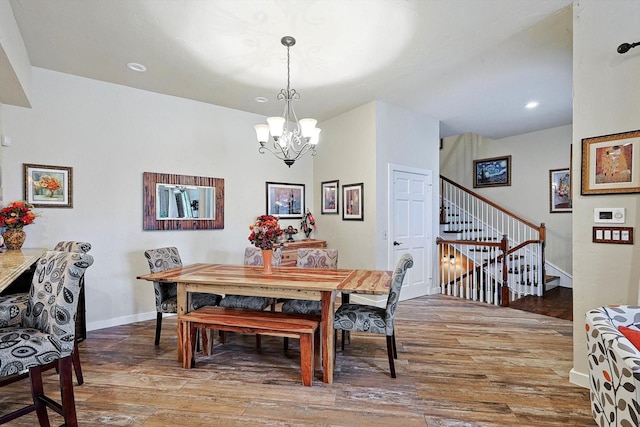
[
  {"x1": 581, "y1": 129, "x2": 640, "y2": 195},
  {"x1": 321, "y1": 180, "x2": 339, "y2": 214},
  {"x1": 23, "y1": 163, "x2": 73, "y2": 208},
  {"x1": 342, "y1": 182, "x2": 364, "y2": 221},
  {"x1": 473, "y1": 155, "x2": 511, "y2": 188},
  {"x1": 265, "y1": 182, "x2": 305, "y2": 218},
  {"x1": 549, "y1": 168, "x2": 572, "y2": 213}
]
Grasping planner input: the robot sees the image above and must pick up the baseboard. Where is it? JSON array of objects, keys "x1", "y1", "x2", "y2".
[
  {"x1": 569, "y1": 368, "x2": 589, "y2": 389},
  {"x1": 87, "y1": 311, "x2": 161, "y2": 332}
]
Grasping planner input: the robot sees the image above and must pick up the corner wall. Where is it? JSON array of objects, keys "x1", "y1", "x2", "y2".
[{"x1": 571, "y1": 0, "x2": 640, "y2": 387}]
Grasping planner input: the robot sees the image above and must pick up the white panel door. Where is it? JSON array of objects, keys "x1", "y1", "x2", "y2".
[{"x1": 390, "y1": 167, "x2": 432, "y2": 300}]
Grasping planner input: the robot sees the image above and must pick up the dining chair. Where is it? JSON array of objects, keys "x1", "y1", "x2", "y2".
[
  {"x1": 0, "y1": 250, "x2": 93, "y2": 426},
  {"x1": 144, "y1": 247, "x2": 222, "y2": 345},
  {"x1": 281, "y1": 248, "x2": 338, "y2": 351},
  {"x1": 333, "y1": 253, "x2": 413, "y2": 378},
  {"x1": 0, "y1": 240, "x2": 92, "y2": 386},
  {"x1": 218, "y1": 247, "x2": 283, "y2": 311}
]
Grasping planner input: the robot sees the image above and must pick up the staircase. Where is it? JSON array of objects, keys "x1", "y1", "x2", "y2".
[{"x1": 436, "y1": 176, "x2": 547, "y2": 306}]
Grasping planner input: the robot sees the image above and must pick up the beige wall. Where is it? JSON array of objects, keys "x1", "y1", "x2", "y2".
[
  {"x1": 441, "y1": 126, "x2": 573, "y2": 275},
  {"x1": 571, "y1": 0, "x2": 640, "y2": 387}
]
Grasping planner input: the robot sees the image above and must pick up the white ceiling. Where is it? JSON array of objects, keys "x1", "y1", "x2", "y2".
[{"x1": 5, "y1": 0, "x2": 573, "y2": 139}]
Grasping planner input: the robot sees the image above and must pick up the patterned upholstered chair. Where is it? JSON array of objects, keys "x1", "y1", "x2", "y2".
[
  {"x1": 0, "y1": 240, "x2": 92, "y2": 385},
  {"x1": 333, "y1": 254, "x2": 413, "y2": 378},
  {"x1": 144, "y1": 247, "x2": 222, "y2": 345},
  {"x1": 218, "y1": 247, "x2": 283, "y2": 311},
  {"x1": 0, "y1": 251, "x2": 93, "y2": 426},
  {"x1": 281, "y1": 249, "x2": 338, "y2": 350},
  {"x1": 585, "y1": 305, "x2": 640, "y2": 427}
]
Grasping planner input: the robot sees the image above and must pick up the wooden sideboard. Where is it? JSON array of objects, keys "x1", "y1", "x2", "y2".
[{"x1": 278, "y1": 239, "x2": 327, "y2": 266}]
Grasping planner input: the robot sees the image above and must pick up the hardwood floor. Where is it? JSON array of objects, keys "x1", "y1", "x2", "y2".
[
  {"x1": 509, "y1": 287, "x2": 573, "y2": 321},
  {"x1": 0, "y1": 295, "x2": 594, "y2": 426}
]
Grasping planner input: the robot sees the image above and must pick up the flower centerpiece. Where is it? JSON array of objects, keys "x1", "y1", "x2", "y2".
[
  {"x1": 248, "y1": 214, "x2": 283, "y2": 274},
  {"x1": 300, "y1": 209, "x2": 315, "y2": 239},
  {"x1": 0, "y1": 201, "x2": 38, "y2": 250}
]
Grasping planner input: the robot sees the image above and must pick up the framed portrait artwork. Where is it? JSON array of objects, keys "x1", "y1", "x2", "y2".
[
  {"x1": 342, "y1": 182, "x2": 364, "y2": 221},
  {"x1": 23, "y1": 163, "x2": 73, "y2": 208},
  {"x1": 265, "y1": 182, "x2": 305, "y2": 218},
  {"x1": 581, "y1": 129, "x2": 640, "y2": 195},
  {"x1": 549, "y1": 168, "x2": 572, "y2": 213},
  {"x1": 320, "y1": 180, "x2": 339, "y2": 214},
  {"x1": 473, "y1": 155, "x2": 512, "y2": 188}
]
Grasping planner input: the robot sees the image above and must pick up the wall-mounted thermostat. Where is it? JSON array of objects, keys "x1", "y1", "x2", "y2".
[{"x1": 594, "y1": 208, "x2": 625, "y2": 223}]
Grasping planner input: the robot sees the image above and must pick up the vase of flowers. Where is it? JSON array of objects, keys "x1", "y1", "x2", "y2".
[
  {"x1": 248, "y1": 214, "x2": 283, "y2": 274},
  {"x1": 0, "y1": 201, "x2": 37, "y2": 250}
]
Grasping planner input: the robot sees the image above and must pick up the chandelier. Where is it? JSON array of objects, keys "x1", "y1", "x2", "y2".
[{"x1": 254, "y1": 36, "x2": 321, "y2": 167}]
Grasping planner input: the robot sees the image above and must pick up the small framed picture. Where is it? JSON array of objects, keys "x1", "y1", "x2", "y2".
[
  {"x1": 321, "y1": 180, "x2": 339, "y2": 214},
  {"x1": 23, "y1": 163, "x2": 73, "y2": 208},
  {"x1": 473, "y1": 155, "x2": 512, "y2": 188},
  {"x1": 549, "y1": 168, "x2": 572, "y2": 213},
  {"x1": 265, "y1": 182, "x2": 305, "y2": 218},
  {"x1": 342, "y1": 182, "x2": 364, "y2": 221},
  {"x1": 581, "y1": 129, "x2": 640, "y2": 195}
]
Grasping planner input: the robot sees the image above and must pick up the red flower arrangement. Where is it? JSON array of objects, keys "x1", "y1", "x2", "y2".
[
  {"x1": 248, "y1": 214, "x2": 283, "y2": 250},
  {"x1": 0, "y1": 201, "x2": 37, "y2": 230}
]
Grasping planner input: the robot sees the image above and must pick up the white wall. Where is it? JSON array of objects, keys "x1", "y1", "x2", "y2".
[
  {"x1": 1, "y1": 67, "x2": 314, "y2": 331},
  {"x1": 441, "y1": 125, "x2": 573, "y2": 275},
  {"x1": 571, "y1": 0, "x2": 640, "y2": 388}
]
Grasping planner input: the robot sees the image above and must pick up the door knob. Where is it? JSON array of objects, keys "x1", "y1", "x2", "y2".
[{"x1": 393, "y1": 241, "x2": 402, "y2": 246}]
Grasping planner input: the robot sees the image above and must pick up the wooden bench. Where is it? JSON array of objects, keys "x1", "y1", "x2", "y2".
[{"x1": 179, "y1": 307, "x2": 320, "y2": 386}]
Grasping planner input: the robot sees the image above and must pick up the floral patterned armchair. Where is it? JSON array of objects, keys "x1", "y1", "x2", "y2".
[
  {"x1": 585, "y1": 305, "x2": 640, "y2": 427},
  {"x1": 333, "y1": 253, "x2": 413, "y2": 378},
  {"x1": 0, "y1": 250, "x2": 94, "y2": 426},
  {"x1": 144, "y1": 247, "x2": 222, "y2": 345}
]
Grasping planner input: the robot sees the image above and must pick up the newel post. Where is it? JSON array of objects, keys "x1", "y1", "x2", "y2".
[{"x1": 500, "y1": 234, "x2": 509, "y2": 307}]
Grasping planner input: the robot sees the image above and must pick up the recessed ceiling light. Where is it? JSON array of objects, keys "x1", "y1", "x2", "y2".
[
  {"x1": 255, "y1": 97, "x2": 268, "y2": 103},
  {"x1": 525, "y1": 101, "x2": 539, "y2": 109},
  {"x1": 127, "y1": 62, "x2": 147, "y2": 72}
]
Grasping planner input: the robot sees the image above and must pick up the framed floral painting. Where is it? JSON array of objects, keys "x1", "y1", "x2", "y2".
[{"x1": 23, "y1": 163, "x2": 73, "y2": 208}]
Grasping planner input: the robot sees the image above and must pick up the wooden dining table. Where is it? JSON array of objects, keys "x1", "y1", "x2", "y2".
[
  {"x1": 0, "y1": 248, "x2": 47, "y2": 293},
  {"x1": 137, "y1": 263, "x2": 392, "y2": 384}
]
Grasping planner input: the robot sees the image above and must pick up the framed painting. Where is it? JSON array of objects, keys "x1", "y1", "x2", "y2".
[
  {"x1": 342, "y1": 182, "x2": 364, "y2": 221},
  {"x1": 266, "y1": 182, "x2": 305, "y2": 218},
  {"x1": 473, "y1": 155, "x2": 511, "y2": 188},
  {"x1": 321, "y1": 180, "x2": 339, "y2": 214},
  {"x1": 549, "y1": 168, "x2": 572, "y2": 213},
  {"x1": 581, "y1": 129, "x2": 640, "y2": 195},
  {"x1": 23, "y1": 163, "x2": 73, "y2": 208}
]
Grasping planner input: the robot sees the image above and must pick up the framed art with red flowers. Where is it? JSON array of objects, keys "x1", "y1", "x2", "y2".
[{"x1": 23, "y1": 163, "x2": 73, "y2": 208}]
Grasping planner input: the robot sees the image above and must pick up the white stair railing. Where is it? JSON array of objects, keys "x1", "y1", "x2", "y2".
[{"x1": 438, "y1": 176, "x2": 546, "y2": 305}]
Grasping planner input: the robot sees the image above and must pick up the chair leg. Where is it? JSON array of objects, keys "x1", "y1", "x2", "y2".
[
  {"x1": 29, "y1": 365, "x2": 50, "y2": 427},
  {"x1": 256, "y1": 335, "x2": 262, "y2": 348},
  {"x1": 392, "y1": 332, "x2": 398, "y2": 359},
  {"x1": 283, "y1": 337, "x2": 289, "y2": 351},
  {"x1": 72, "y1": 339, "x2": 84, "y2": 385},
  {"x1": 386, "y1": 335, "x2": 396, "y2": 378},
  {"x1": 341, "y1": 330, "x2": 346, "y2": 351},
  {"x1": 154, "y1": 312, "x2": 163, "y2": 345},
  {"x1": 58, "y1": 356, "x2": 79, "y2": 427}
]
